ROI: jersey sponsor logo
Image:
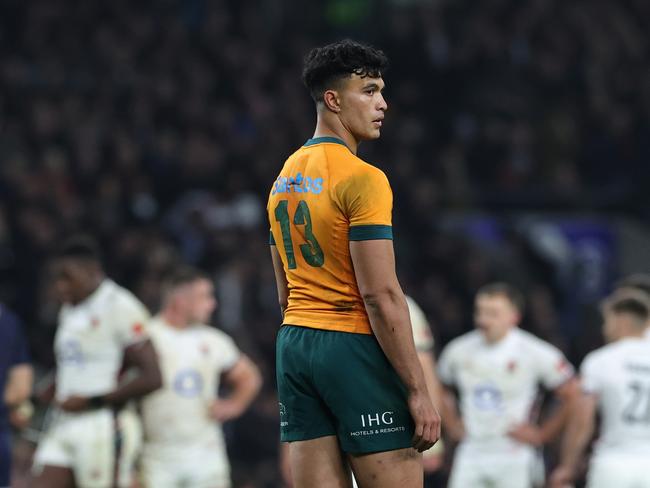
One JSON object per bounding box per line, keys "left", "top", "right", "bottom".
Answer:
{"left": 279, "top": 402, "right": 288, "bottom": 427}
{"left": 360, "top": 411, "right": 394, "bottom": 427}
{"left": 271, "top": 173, "right": 323, "bottom": 195}
{"left": 472, "top": 384, "right": 503, "bottom": 411}
{"left": 58, "top": 339, "right": 84, "bottom": 365}
{"left": 172, "top": 369, "right": 204, "bottom": 398}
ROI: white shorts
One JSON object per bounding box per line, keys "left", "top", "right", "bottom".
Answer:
{"left": 587, "top": 455, "right": 650, "bottom": 488}
{"left": 448, "top": 442, "right": 539, "bottom": 488}
{"left": 33, "top": 408, "right": 142, "bottom": 488}
{"left": 140, "top": 441, "right": 231, "bottom": 488}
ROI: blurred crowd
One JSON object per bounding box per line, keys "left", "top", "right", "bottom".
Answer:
{"left": 1, "top": 0, "right": 649, "bottom": 485}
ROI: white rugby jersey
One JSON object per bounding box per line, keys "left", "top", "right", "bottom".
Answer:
{"left": 141, "top": 317, "right": 240, "bottom": 447}
{"left": 581, "top": 337, "right": 650, "bottom": 457}
{"left": 645, "top": 327, "right": 650, "bottom": 340}
{"left": 406, "top": 296, "right": 434, "bottom": 352}
{"left": 438, "top": 328, "right": 573, "bottom": 447}
{"left": 55, "top": 279, "right": 150, "bottom": 401}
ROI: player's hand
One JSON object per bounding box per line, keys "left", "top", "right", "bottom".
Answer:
{"left": 507, "top": 423, "right": 543, "bottom": 446}
{"left": 9, "top": 401, "right": 34, "bottom": 430}
{"left": 210, "top": 399, "right": 243, "bottom": 423}
{"left": 58, "top": 395, "right": 90, "bottom": 412}
{"left": 408, "top": 389, "right": 441, "bottom": 452}
{"left": 548, "top": 465, "right": 575, "bottom": 488}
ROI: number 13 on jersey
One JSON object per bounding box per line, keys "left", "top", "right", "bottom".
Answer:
{"left": 274, "top": 200, "right": 324, "bottom": 269}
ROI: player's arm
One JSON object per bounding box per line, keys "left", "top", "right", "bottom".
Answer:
{"left": 211, "top": 355, "right": 262, "bottom": 423}
{"left": 549, "top": 390, "right": 597, "bottom": 487}
{"left": 438, "top": 385, "right": 465, "bottom": 442}
{"left": 271, "top": 245, "right": 289, "bottom": 318}
{"left": 60, "top": 339, "right": 162, "bottom": 412}
{"left": 4, "top": 363, "right": 33, "bottom": 408}
{"left": 350, "top": 239, "right": 440, "bottom": 452}
{"left": 509, "top": 377, "right": 579, "bottom": 446}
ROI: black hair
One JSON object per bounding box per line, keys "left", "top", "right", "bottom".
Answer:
{"left": 609, "top": 295, "right": 649, "bottom": 326}
{"left": 614, "top": 273, "right": 650, "bottom": 296}
{"left": 55, "top": 234, "right": 102, "bottom": 263}
{"left": 476, "top": 282, "right": 525, "bottom": 313}
{"left": 302, "top": 39, "right": 389, "bottom": 103}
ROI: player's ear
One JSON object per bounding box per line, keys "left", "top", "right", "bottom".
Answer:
{"left": 323, "top": 89, "right": 341, "bottom": 113}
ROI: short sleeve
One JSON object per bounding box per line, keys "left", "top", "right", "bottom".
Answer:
{"left": 113, "top": 297, "right": 151, "bottom": 347}
{"left": 214, "top": 330, "right": 241, "bottom": 372}
{"left": 406, "top": 296, "right": 434, "bottom": 351}
{"left": 437, "top": 344, "right": 456, "bottom": 386}
{"left": 534, "top": 342, "right": 574, "bottom": 390}
{"left": 580, "top": 353, "right": 601, "bottom": 396}
{"left": 337, "top": 167, "right": 393, "bottom": 241}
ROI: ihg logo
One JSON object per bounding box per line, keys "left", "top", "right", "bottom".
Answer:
{"left": 360, "top": 411, "right": 394, "bottom": 427}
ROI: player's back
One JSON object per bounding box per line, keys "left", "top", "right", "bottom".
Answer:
{"left": 582, "top": 337, "right": 650, "bottom": 457}
{"left": 267, "top": 136, "right": 393, "bottom": 335}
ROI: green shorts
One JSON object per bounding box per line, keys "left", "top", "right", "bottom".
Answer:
{"left": 276, "top": 324, "right": 414, "bottom": 454}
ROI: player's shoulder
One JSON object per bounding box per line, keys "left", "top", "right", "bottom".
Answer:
{"left": 584, "top": 339, "right": 642, "bottom": 365}
{"left": 443, "top": 330, "right": 482, "bottom": 355}
{"left": 197, "top": 324, "right": 236, "bottom": 344}
{"left": 103, "top": 280, "right": 150, "bottom": 316}
{"left": 513, "top": 329, "right": 561, "bottom": 355}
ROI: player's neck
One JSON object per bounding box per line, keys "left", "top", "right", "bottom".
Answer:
{"left": 313, "top": 116, "right": 359, "bottom": 154}
{"left": 161, "top": 310, "right": 190, "bottom": 329}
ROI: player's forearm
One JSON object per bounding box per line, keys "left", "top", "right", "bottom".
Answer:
{"left": 538, "top": 400, "right": 571, "bottom": 444}
{"left": 228, "top": 364, "right": 262, "bottom": 413}
{"left": 102, "top": 370, "right": 162, "bottom": 407}
{"left": 4, "top": 365, "right": 33, "bottom": 408}
{"left": 363, "top": 290, "right": 428, "bottom": 394}
{"left": 559, "top": 415, "right": 593, "bottom": 472}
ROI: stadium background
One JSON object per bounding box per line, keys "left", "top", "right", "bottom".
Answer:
{"left": 1, "top": 0, "right": 649, "bottom": 486}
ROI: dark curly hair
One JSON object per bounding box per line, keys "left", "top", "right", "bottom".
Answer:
{"left": 302, "top": 39, "right": 389, "bottom": 103}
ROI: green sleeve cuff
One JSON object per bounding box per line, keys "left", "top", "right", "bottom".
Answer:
{"left": 349, "top": 225, "right": 393, "bottom": 241}
{"left": 269, "top": 231, "right": 276, "bottom": 245}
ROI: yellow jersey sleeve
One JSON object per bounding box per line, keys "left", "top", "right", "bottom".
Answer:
{"left": 336, "top": 166, "right": 393, "bottom": 241}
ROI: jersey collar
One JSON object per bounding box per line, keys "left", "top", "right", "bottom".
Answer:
{"left": 303, "top": 136, "right": 348, "bottom": 149}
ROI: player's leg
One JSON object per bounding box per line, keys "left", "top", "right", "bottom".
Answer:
{"left": 31, "top": 465, "right": 76, "bottom": 488}
{"left": 276, "top": 326, "right": 347, "bottom": 488}
{"left": 348, "top": 447, "right": 421, "bottom": 488}
{"left": 114, "top": 409, "right": 143, "bottom": 488}
{"left": 32, "top": 420, "right": 76, "bottom": 488}
{"left": 446, "top": 444, "right": 487, "bottom": 488}
{"left": 290, "top": 436, "right": 353, "bottom": 488}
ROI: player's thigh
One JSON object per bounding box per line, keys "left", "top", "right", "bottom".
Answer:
{"left": 32, "top": 424, "right": 75, "bottom": 487}
{"left": 446, "top": 447, "right": 485, "bottom": 488}
{"left": 114, "top": 409, "right": 143, "bottom": 488}
{"left": 313, "top": 331, "right": 414, "bottom": 454}
{"left": 31, "top": 465, "right": 76, "bottom": 488}
{"left": 489, "top": 451, "right": 534, "bottom": 488}
{"left": 587, "top": 457, "right": 650, "bottom": 488}
{"left": 289, "top": 436, "right": 353, "bottom": 488}
{"left": 276, "top": 326, "right": 337, "bottom": 443}
{"left": 348, "top": 447, "right": 422, "bottom": 488}
{"left": 140, "top": 456, "right": 178, "bottom": 488}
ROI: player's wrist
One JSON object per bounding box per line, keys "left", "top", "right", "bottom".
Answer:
{"left": 88, "top": 395, "right": 107, "bottom": 409}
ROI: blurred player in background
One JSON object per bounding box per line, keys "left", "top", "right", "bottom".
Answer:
{"left": 550, "top": 292, "right": 650, "bottom": 488}
{"left": 32, "top": 236, "right": 162, "bottom": 488}
{"left": 278, "top": 295, "right": 446, "bottom": 487}
{"left": 613, "top": 273, "right": 650, "bottom": 339}
{"left": 438, "top": 282, "right": 577, "bottom": 488}
{"left": 269, "top": 39, "right": 439, "bottom": 488}
{"left": 0, "top": 304, "right": 33, "bottom": 488}
{"left": 140, "top": 266, "right": 261, "bottom": 488}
